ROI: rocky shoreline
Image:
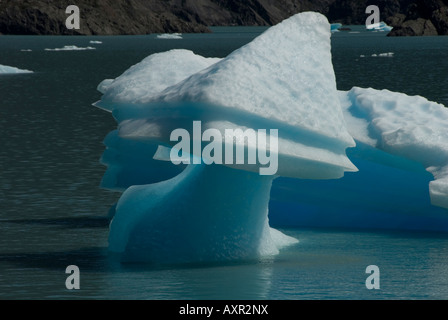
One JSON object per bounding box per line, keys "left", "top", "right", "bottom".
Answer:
{"left": 386, "top": 0, "right": 448, "bottom": 36}
{"left": 0, "top": 0, "right": 447, "bottom": 36}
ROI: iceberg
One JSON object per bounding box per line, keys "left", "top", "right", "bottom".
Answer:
{"left": 0, "top": 64, "right": 33, "bottom": 74}
{"left": 331, "top": 23, "right": 342, "bottom": 32}
{"left": 95, "top": 12, "right": 357, "bottom": 263}
{"left": 367, "top": 21, "right": 393, "bottom": 32}
{"left": 94, "top": 11, "right": 448, "bottom": 263}
{"left": 368, "top": 52, "right": 394, "bottom": 58}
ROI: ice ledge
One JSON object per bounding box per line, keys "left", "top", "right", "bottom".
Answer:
{"left": 341, "top": 87, "right": 448, "bottom": 209}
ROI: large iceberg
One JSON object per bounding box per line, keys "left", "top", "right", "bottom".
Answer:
{"left": 95, "top": 12, "right": 357, "bottom": 263}
{"left": 94, "top": 12, "right": 448, "bottom": 263}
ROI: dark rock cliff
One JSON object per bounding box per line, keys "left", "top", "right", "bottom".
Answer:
{"left": 0, "top": 0, "right": 447, "bottom": 35}
{"left": 386, "top": 0, "right": 448, "bottom": 36}
{"left": 0, "top": 0, "right": 336, "bottom": 35}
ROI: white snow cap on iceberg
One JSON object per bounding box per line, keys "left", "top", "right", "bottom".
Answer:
{"left": 340, "top": 87, "right": 448, "bottom": 209}
{"left": 95, "top": 49, "right": 221, "bottom": 111}
{"left": 99, "top": 12, "right": 357, "bottom": 180}
{"left": 134, "top": 13, "right": 352, "bottom": 143}
{"left": 0, "top": 64, "right": 33, "bottom": 74}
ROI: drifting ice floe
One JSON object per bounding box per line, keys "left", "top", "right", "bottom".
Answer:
{"left": 330, "top": 23, "right": 342, "bottom": 32}
{"left": 45, "top": 45, "right": 96, "bottom": 51}
{"left": 367, "top": 21, "right": 393, "bottom": 32}
{"left": 360, "top": 52, "right": 394, "bottom": 58}
{"left": 0, "top": 64, "right": 33, "bottom": 74}
{"left": 94, "top": 12, "right": 448, "bottom": 263}
{"left": 372, "top": 52, "right": 394, "bottom": 57}
{"left": 157, "top": 33, "right": 183, "bottom": 39}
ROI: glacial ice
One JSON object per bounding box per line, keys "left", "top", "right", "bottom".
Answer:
{"left": 331, "top": 23, "right": 342, "bottom": 32}
{"left": 44, "top": 45, "right": 96, "bottom": 51}
{"left": 0, "top": 64, "right": 33, "bottom": 74}
{"left": 96, "top": 12, "right": 358, "bottom": 262}
{"left": 108, "top": 12, "right": 357, "bottom": 180}
{"left": 269, "top": 89, "right": 448, "bottom": 231}
{"left": 95, "top": 50, "right": 222, "bottom": 191}
{"left": 95, "top": 49, "right": 221, "bottom": 112}
{"left": 342, "top": 87, "right": 448, "bottom": 210}
{"left": 157, "top": 33, "right": 183, "bottom": 39}
{"left": 366, "top": 52, "right": 394, "bottom": 58}
{"left": 95, "top": 11, "right": 448, "bottom": 263}
{"left": 367, "top": 21, "right": 393, "bottom": 32}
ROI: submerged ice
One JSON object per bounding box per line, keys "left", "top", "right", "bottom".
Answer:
{"left": 94, "top": 12, "right": 448, "bottom": 263}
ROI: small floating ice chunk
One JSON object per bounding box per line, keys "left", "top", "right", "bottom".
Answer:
{"left": 157, "top": 33, "right": 183, "bottom": 39}
{"left": 45, "top": 45, "right": 96, "bottom": 51}
{"left": 367, "top": 21, "right": 393, "bottom": 32}
{"left": 330, "top": 23, "right": 342, "bottom": 32}
{"left": 369, "top": 52, "right": 394, "bottom": 57}
{"left": 89, "top": 40, "right": 103, "bottom": 44}
{"left": 0, "top": 64, "right": 33, "bottom": 74}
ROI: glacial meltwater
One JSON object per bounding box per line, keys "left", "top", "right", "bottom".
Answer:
{"left": 1, "top": 25, "right": 448, "bottom": 299}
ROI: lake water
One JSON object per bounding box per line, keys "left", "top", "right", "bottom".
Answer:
{"left": 1, "top": 26, "right": 448, "bottom": 300}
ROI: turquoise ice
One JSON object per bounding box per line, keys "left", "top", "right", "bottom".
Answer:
{"left": 94, "top": 12, "right": 448, "bottom": 263}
